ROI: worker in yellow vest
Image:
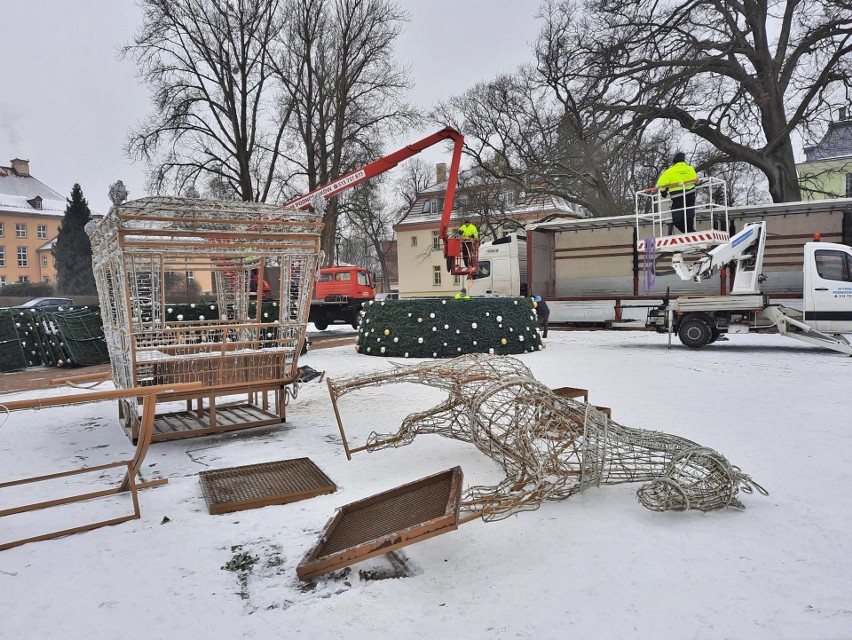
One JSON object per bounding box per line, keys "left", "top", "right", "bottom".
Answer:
{"left": 459, "top": 217, "right": 479, "bottom": 267}
{"left": 657, "top": 152, "right": 697, "bottom": 233}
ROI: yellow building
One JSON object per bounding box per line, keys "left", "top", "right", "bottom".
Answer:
{"left": 0, "top": 159, "right": 68, "bottom": 287}
{"left": 0, "top": 159, "right": 214, "bottom": 296}
{"left": 797, "top": 108, "right": 852, "bottom": 200}
{"left": 393, "top": 164, "right": 585, "bottom": 297}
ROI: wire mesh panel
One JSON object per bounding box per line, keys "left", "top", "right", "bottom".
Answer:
{"left": 87, "top": 197, "right": 323, "bottom": 430}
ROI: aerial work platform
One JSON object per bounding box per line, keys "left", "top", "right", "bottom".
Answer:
{"left": 635, "top": 177, "right": 730, "bottom": 254}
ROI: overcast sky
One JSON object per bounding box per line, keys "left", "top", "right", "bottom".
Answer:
{"left": 0, "top": 0, "right": 542, "bottom": 215}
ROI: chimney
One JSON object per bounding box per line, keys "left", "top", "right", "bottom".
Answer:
{"left": 10, "top": 158, "right": 30, "bottom": 176}
{"left": 436, "top": 162, "right": 447, "bottom": 184}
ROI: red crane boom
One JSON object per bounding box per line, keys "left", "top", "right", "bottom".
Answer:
{"left": 283, "top": 126, "right": 477, "bottom": 276}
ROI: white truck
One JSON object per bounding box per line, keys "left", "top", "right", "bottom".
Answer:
{"left": 642, "top": 211, "right": 852, "bottom": 355}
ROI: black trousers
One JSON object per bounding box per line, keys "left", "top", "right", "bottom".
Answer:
{"left": 670, "top": 189, "right": 696, "bottom": 233}
{"left": 539, "top": 315, "right": 549, "bottom": 338}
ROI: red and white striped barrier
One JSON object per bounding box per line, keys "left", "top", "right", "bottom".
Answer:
{"left": 637, "top": 230, "right": 729, "bottom": 252}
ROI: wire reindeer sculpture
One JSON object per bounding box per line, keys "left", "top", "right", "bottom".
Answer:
{"left": 328, "top": 354, "right": 767, "bottom": 521}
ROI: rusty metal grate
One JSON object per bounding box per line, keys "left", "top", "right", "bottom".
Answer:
{"left": 297, "top": 467, "right": 462, "bottom": 580}
{"left": 199, "top": 458, "right": 336, "bottom": 515}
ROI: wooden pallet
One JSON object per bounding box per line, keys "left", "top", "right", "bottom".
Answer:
{"left": 199, "top": 458, "right": 336, "bottom": 515}
{"left": 126, "top": 403, "right": 282, "bottom": 443}
{"left": 297, "top": 467, "right": 463, "bottom": 580}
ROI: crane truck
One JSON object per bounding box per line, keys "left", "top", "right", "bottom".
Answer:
{"left": 638, "top": 182, "right": 852, "bottom": 355}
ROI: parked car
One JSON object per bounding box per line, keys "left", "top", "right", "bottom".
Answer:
{"left": 374, "top": 292, "right": 400, "bottom": 301}
{"left": 13, "top": 297, "right": 74, "bottom": 312}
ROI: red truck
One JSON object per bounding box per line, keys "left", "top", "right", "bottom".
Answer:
{"left": 309, "top": 266, "right": 375, "bottom": 330}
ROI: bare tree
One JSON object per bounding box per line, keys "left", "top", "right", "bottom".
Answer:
{"left": 393, "top": 157, "right": 435, "bottom": 211}
{"left": 577, "top": 0, "right": 852, "bottom": 203}
{"left": 336, "top": 181, "right": 397, "bottom": 289}
{"left": 433, "top": 3, "right": 676, "bottom": 217}
{"left": 273, "top": 0, "right": 420, "bottom": 265}
{"left": 454, "top": 166, "right": 527, "bottom": 239}
{"left": 124, "top": 0, "right": 290, "bottom": 201}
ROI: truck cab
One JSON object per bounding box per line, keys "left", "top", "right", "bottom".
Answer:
{"left": 315, "top": 266, "right": 375, "bottom": 301}
{"left": 804, "top": 242, "right": 852, "bottom": 334}
{"left": 310, "top": 266, "right": 375, "bottom": 330}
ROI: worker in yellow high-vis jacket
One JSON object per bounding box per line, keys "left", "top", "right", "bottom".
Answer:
{"left": 459, "top": 217, "right": 479, "bottom": 267}
{"left": 657, "top": 152, "right": 697, "bottom": 233}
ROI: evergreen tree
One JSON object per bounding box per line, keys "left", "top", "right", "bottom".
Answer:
{"left": 53, "top": 184, "right": 97, "bottom": 295}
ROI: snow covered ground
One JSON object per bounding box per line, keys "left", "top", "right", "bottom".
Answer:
{"left": 1, "top": 329, "right": 851, "bottom": 639}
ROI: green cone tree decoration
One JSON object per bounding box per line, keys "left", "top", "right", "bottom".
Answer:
{"left": 356, "top": 297, "right": 543, "bottom": 358}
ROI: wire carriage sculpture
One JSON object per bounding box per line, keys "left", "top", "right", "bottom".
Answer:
{"left": 88, "top": 196, "right": 323, "bottom": 437}
{"left": 328, "top": 354, "right": 767, "bottom": 521}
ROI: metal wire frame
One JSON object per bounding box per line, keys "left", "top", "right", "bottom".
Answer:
{"left": 87, "top": 197, "right": 323, "bottom": 430}
{"left": 328, "top": 354, "right": 767, "bottom": 521}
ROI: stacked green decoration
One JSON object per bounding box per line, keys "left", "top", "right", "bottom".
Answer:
{"left": 3, "top": 306, "right": 109, "bottom": 368}
{"left": 0, "top": 310, "right": 27, "bottom": 372}
{"left": 6, "top": 308, "right": 62, "bottom": 367}
{"left": 356, "top": 297, "right": 543, "bottom": 358}
{"left": 48, "top": 308, "right": 109, "bottom": 366}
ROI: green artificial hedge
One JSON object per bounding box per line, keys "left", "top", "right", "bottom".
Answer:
{"left": 356, "top": 297, "right": 543, "bottom": 358}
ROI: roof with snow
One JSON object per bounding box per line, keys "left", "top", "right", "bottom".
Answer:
{"left": 803, "top": 117, "right": 852, "bottom": 162}
{"left": 0, "top": 164, "right": 67, "bottom": 217}
{"left": 395, "top": 169, "right": 589, "bottom": 229}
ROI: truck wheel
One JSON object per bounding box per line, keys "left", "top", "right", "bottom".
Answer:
{"left": 678, "top": 316, "right": 713, "bottom": 349}
{"left": 314, "top": 320, "right": 328, "bottom": 331}
{"left": 708, "top": 328, "right": 721, "bottom": 344}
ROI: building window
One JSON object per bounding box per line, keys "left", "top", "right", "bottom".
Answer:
{"left": 16, "top": 223, "right": 27, "bottom": 238}
{"left": 37, "top": 224, "right": 47, "bottom": 239}
{"left": 0, "top": 246, "right": 4, "bottom": 267}
{"left": 433, "top": 265, "right": 442, "bottom": 286}
{"left": 0, "top": 222, "right": 4, "bottom": 237}
{"left": 421, "top": 198, "right": 443, "bottom": 215}
{"left": 846, "top": 173, "right": 852, "bottom": 198}
{"left": 432, "top": 231, "right": 441, "bottom": 251}
{"left": 18, "top": 275, "right": 29, "bottom": 283}
{"left": 41, "top": 255, "right": 48, "bottom": 268}
{"left": 17, "top": 246, "right": 28, "bottom": 267}
{"left": 453, "top": 274, "right": 461, "bottom": 285}
{"left": 411, "top": 235, "right": 418, "bottom": 247}
{"left": 186, "top": 271, "right": 194, "bottom": 281}
{"left": 0, "top": 276, "right": 6, "bottom": 286}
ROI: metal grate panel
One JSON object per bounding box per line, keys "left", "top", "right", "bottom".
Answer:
{"left": 298, "top": 467, "right": 462, "bottom": 580}
{"left": 199, "top": 458, "right": 336, "bottom": 515}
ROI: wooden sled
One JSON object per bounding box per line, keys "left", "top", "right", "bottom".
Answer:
{"left": 0, "top": 381, "right": 200, "bottom": 551}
